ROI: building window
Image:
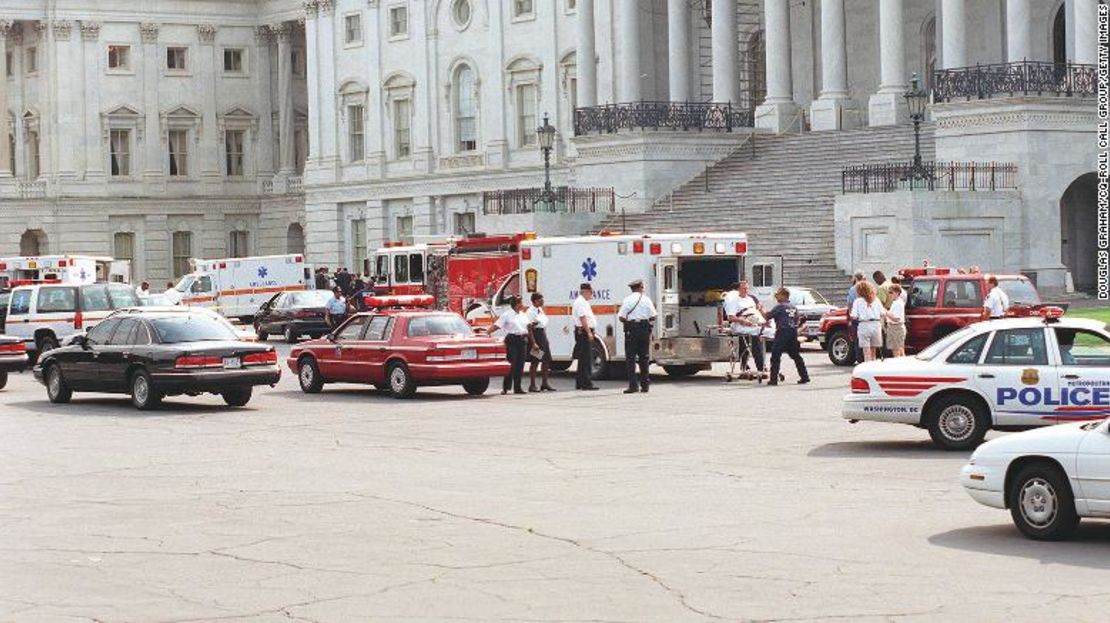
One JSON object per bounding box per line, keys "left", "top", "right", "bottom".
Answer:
{"left": 5, "top": 51, "right": 12, "bottom": 77}
{"left": 228, "top": 230, "right": 249, "bottom": 258}
{"left": 292, "top": 48, "right": 306, "bottom": 77}
{"left": 26, "top": 47, "right": 37, "bottom": 74}
{"left": 348, "top": 104, "right": 365, "bottom": 161}
{"left": 512, "top": 0, "right": 534, "bottom": 18}
{"left": 393, "top": 98, "right": 411, "bottom": 158}
{"left": 389, "top": 6, "right": 409, "bottom": 37}
{"left": 168, "top": 129, "right": 189, "bottom": 176}
{"left": 27, "top": 132, "right": 40, "bottom": 179}
{"left": 172, "top": 231, "right": 192, "bottom": 277}
{"left": 351, "top": 219, "right": 366, "bottom": 267}
{"left": 516, "top": 83, "right": 537, "bottom": 147}
{"left": 453, "top": 211, "right": 475, "bottom": 235}
{"left": 452, "top": 0, "right": 472, "bottom": 27}
{"left": 396, "top": 215, "right": 414, "bottom": 244}
{"left": 166, "top": 46, "right": 188, "bottom": 71}
{"left": 566, "top": 0, "right": 577, "bottom": 11}
{"left": 223, "top": 48, "right": 245, "bottom": 74}
{"left": 107, "top": 45, "right": 131, "bottom": 71}
{"left": 344, "top": 14, "right": 362, "bottom": 45}
{"left": 8, "top": 134, "right": 15, "bottom": 176}
{"left": 109, "top": 129, "right": 130, "bottom": 177}
{"left": 455, "top": 65, "right": 478, "bottom": 152}
{"left": 225, "top": 129, "right": 245, "bottom": 176}
{"left": 294, "top": 127, "right": 307, "bottom": 173}
{"left": 113, "top": 232, "right": 135, "bottom": 265}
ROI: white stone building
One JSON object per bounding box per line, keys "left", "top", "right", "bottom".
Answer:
{"left": 0, "top": 0, "right": 1099, "bottom": 293}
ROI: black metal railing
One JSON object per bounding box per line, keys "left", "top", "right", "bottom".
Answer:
{"left": 842, "top": 162, "right": 1019, "bottom": 194}
{"left": 574, "top": 101, "right": 754, "bottom": 135}
{"left": 933, "top": 61, "right": 1096, "bottom": 103}
{"left": 482, "top": 187, "right": 616, "bottom": 215}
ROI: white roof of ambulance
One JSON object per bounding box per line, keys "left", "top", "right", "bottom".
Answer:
{"left": 525, "top": 232, "right": 748, "bottom": 246}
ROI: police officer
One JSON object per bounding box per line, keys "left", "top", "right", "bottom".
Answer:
{"left": 489, "top": 295, "right": 530, "bottom": 394}
{"left": 764, "top": 287, "right": 810, "bottom": 386}
{"left": 572, "top": 283, "right": 600, "bottom": 391}
{"left": 618, "top": 279, "right": 658, "bottom": 394}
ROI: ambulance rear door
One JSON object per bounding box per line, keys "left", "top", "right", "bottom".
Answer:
{"left": 745, "top": 255, "right": 783, "bottom": 303}
{"left": 656, "top": 257, "right": 679, "bottom": 339}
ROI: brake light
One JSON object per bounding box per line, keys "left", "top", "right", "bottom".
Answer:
{"left": 57, "top": 260, "right": 68, "bottom": 267}
{"left": 0, "top": 341, "right": 26, "bottom": 354}
{"left": 633, "top": 240, "right": 644, "bottom": 254}
{"left": 175, "top": 355, "right": 222, "bottom": 369}
{"left": 427, "top": 348, "right": 463, "bottom": 362}
{"left": 74, "top": 311, "right": 83, "bottom": 330}
{"left": 851, "top": 378, "right": 871, "bottom": 394}
{"left": 0, "top": 262, "right": 6, "bottom": 270}
{"left": 649, "top": 242, "right": 661, "bottom": 255}
{"left": 243, "top": 351, "right": 278, "bottom": 366}
{"left": 735, "top": 241, "right": 748, "bottom": 254}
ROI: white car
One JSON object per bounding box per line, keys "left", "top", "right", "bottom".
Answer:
{"left": 961, "top": 418, "right": 1110, "bottom": 540}
{"left": 843, "top": 315, "right": 1110, "bottom": 450}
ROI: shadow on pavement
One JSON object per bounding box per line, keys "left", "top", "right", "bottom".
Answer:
{"left": 6, "top": 397, "right": 254, "bottom": 417}
{"left": 929, "top": 524, "right": 1110, "bottom": 569}
{"left": 808, "top": 439, "right": 958, "bottom": 460}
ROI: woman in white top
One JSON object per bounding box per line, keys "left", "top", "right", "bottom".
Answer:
{"left": 488, "top": 295, "right": 530, "bottom": 394}
{"left": 850, "top": 280, "right": 886, "bottom": 362}
{"left": 526, "top": 292, "right": 555, "bottom": 392}
{"left": 884, "top": 283, "right": 907, "bottom": 357}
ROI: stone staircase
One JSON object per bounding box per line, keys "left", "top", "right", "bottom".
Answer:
{"left": 603, "top": 124, "right": 937, "bottom": 298}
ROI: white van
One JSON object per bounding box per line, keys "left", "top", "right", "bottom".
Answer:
{"left": 175, "top": 254, "right": 314, "bottom": 321}
{"left": 6, "top": 282, "right": 141, "bottom": 355}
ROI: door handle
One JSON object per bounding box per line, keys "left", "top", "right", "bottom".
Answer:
{"left": 978, "top": 373, "right": 995, "bottom": 379}
{"left": 1063, "top": 374, "right": 1080, "bottom": 380}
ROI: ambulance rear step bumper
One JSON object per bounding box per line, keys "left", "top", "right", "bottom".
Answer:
{"left": 652, "top": 336, "right": 734, "bottom": 365}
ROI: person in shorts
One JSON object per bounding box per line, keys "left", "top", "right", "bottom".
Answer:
{"left": 850, "top": 281, "right": 885, "bottom": 362}
{"left": 884, "top": 283, "right": 907, "bottom": 357}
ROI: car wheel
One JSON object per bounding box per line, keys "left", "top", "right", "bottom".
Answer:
{"left": 37, "top": 334, "right": 60, "bottom": 355}
{"left": 926, "top": 394, "right": 989, "bottom": 451}
{"left": 254, "top": 322, "right": 269, "bottom": 341}
{"left": 130, "top": 370, "right": 162, "bottom": 411}
{"left": 387, "top": 362, "right": 416, "bottom": 399}
{"left": 826, "top": 329, "right": 853, "bottom": 367}
{"left": 45, "top": 364, "right": 72, "bottom": 404}
{"left": 297, "top": 357, "right": 324, "bottom": 394}
{"left": 462, "top": 378, "right": 490, "bottom": 396}
{"left": 589, "top": 341, "right": 610, "bottom": 381}
{"left": 222, "top": 386, "right": 253, "bottom": 407}
{"left": 285, "top": 324, "right": 299, "bottom": 344}
{"left": 0, "top": 370, "right": 7, "bottom": 390}
{"left": 1008, "top": 463, "right": 1080, "bottom": 541}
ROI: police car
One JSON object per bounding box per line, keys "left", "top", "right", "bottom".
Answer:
{"left": 843, "top": 311, "right": 1110, "bottom": 450}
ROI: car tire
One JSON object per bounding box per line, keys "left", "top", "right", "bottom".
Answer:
{"left": 589, "top": 341, "right": 611, "bottom": 381}
{"left": 826, "top": 329, "right": 853, "bottom": 367}
{"left": 926, "top": 394, "right": 989, "bottom": 451}
{"left": 0, "top": 370, "right": 7, "bottom": 390}
{"left": 45, "top": 363, "right": 72, "bottom": 404}
{"left": 37, "top": 334, "right": 60, "bottom": 355}
{"left": 297, "top": 357, "right": 324, "bottom": 394}
{"left": 284, "top": 324, "right": 299, "bottom": 344}
{"left": 1008, "top": 463, "right": 1080, "bottom": 541}
{"left": 462, "top": 378, "right": 490, "bottom": 396}
{"left": 254, "top": 322, "right": 269, "bottom": 341}
{"left": 387, "top": 362, "right": 417, "bottom": 399}
{"left": 222, "top": 386, "right": 253, "bottom": 407}
{"left": 130, "top": 370, "right": 162, "bottom": 411}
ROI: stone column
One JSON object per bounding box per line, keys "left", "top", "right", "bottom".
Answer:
{"left": 868, "top": 0, "right": 908, "bottom": 126}
{"left": 711, "top": 0, "right": 738, "bottom": 103}
{"left": 0, "top": 21, "right": 11, "bottom": 177}
{"left": 666, "top": 0, "right": 690, "bottom": 102}
{"left": 141, "top": 23, "right": 161, "bottom": 182}
{"left": 576, "top": 0, "right": 597, "bottom": 107}
{"left": 275, "top": 23, "right": 295, "bottom": 174}
{"left": 940, "top": 0, "right": 966, "bottom": 69}
{"left": 253, "top": 25, "right": 274, "bottom": 179}
{"left": 1005, "top": 0, "right": 1032, "bottom": 62}
{"left": 303, "top": 1, "right": 320, "bottom": 169}
{"left": 316, "top": 0, "right": 338, "bottom": 170}
{"left": 1073, "top": 0, "right": 1096, "bottom": 65}
{"left": 617, "top": 0, "right": 641, "bottom": 102}
{"left": 81, "top": 21, "right": 103, "bottom": 179}
{"left": 754, "top": 0, "right": 798, "bottom": 133}
{"left": 810, "top": 0, "right": 853, "bottom": 130}
{"left": 197, "top": 24, "right": 219, "bottom": 181}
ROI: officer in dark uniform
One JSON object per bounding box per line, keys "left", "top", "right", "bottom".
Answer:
{"left": 618, "top": 279, "right": 658, "bottom": 394}
{"left": 764, "top": 287, "right": 810, "bottom": 386}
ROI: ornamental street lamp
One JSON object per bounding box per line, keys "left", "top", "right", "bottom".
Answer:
{"left": 536, "top": 113, "right": 557, "bottom": 212}
{"left": 904, "top": 73, "right": 931, "bottom": 188}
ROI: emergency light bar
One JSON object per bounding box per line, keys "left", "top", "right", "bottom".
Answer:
{"left": 364, "top": 294, "right": 435, "bottom": 309}
{"left": 1039, "top": 306, "right": 1065, "bottom": 322}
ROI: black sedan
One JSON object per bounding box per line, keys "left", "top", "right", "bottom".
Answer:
{"left": 254, "top": 289, "right": 333, "bottom": 343}
{"left": 34, "top": 309, "right": 281, "bottom": 410}
{"left": 0, "top": 334, "right": 29, "bottom": 390}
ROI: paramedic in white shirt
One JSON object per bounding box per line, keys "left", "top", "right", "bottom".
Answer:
{"left": 618, "top": 279, "right": 659, "bottom": 394}
{"left": 162, "top": 281, "right": 183, "bottom": 305}
{"left": 850, "top": 281, "right": 886, "bottom": 362}
{"left": 489, "top": 295, "right": 530, "bottom": 394}
{"left": 883, "top": 283, "right": 907, "bottom": 357}
{"left": 722, "top": 281, "right": 766, "bottom": 374}
{"left": 572, "top": 283, "right": 599, "bottom": 391}
{"left": 526, "top": 292, "right": 555, "bottom": 393}
{"left": 983, "top": 275, "right": 1011, "bottom": 319}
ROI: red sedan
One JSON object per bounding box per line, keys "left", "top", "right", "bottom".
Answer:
{"left": 287, "top": 310, "right": 509, "bottom": 398}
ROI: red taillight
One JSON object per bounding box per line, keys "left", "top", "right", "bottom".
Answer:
{"left": 0, "top": 262, "right": 7, "bottom": 270}
{"left": 851, "top": 377, "right": 870, "bottom": 394}
{"left": 243, "top": 351, "right": 278, "bottom": 366}
{"left": 0, "top": 342, "right": 26, "bottom": 354}
{"left": 649, "top": 242, "right": 662, "bottom": 255}
{"left": 175, "top": 355, "right": 222, "bottom": 369}
{"left": 74, "top": 311, "right": 83, "bottom": 330}
{"left": 220, "top": 262, "right": 227, "bottom": 269}
{"left": 735, "top": 241, "right": 748, "bottom": 254}
{"left": 521, "top": 248, "right": 532, "bottom": 260}
{"left": 633, "top": 240, "right": 644, "bottom": 254}
{"left": 295, "top": 255, "right": 304, "bottom": 263}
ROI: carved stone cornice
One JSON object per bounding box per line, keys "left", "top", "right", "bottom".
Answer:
{"left": 271, "top": 22, "right": 292, "bottom": 43}
{"left": 80, "top": 21, "right": 101, "bottom": 41}
{"left": 318, "top": 0, "right": 335, "bottom": 15}
{"left": 254, "top": 25, "right": 273, "bottom": 44}
{"left": 0, "top": 20, "right": 14, "bottom": 41}
{"left": 139, "top": 22, "right": 159, "bottom": 44}
{"left": 196, "top": 24, "right": 217, "bottom": 44}
{"left": 303, "top": 0, "right": 319, "bottom": 18}
{"left": 52, "top": 20, "right": 73, "bottom": 41}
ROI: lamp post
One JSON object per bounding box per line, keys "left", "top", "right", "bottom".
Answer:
{"left": 536, "top": 113, "right": 557, "bottom": 212}
{"left": 904, "top": 73, "right": 931, "bottom": 189}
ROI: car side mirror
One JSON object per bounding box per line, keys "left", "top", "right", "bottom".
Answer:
{"left": 72, "top": 335, "right": 88, "bottom": 349}
{"left": 326, "top": 332, "right": 337, "bottom": 343}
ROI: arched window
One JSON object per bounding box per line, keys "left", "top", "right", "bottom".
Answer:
{"left": 923, "top": 17, "right": 937, "bottom": 90}
{"left": 454, "top": 65, "right": 478, "bottom": 152}
{"left": 286, "top": 223, "right": 305, "bottom": 255}
{"left": 20, "top": 229, "right": 46, "bottom": 256}
{"left": 1052, "top": 4, "right": 1067, "bottom": 65}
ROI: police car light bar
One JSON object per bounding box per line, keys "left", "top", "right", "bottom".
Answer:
{"left": 1039, "top": 306, "right": 1065, "bottom": 322}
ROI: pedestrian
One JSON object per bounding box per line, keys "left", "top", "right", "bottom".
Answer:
{"left": 850, "top": 281, "right": 885, "bottom": 362}
{"left": 884, "top": 283, "right": 907, "bottom": 357}
{"left": 163, "top": 281, "right": 182, "bottom": 305}
{"left": 846, "top": 272, "right": 865, "bottom": 364}
{"left": 874, "top": 270, "right": 893, "bottom": 309}
{"left": 314, "top": 267, "right": 329, "bottom": 290}
{"left": 983, "top": 275, "right": 1010, "bottom": 319}
{"left": 618, "top": 279, "right": 658, "bottom": 394}
{"left": 572, "top": 283, "right": 599, "bottom": 391}
{"left": 764, "top": 287, "right": 810, "bottom": 386}
{"left": 325, "top": 287, "right": 347, "bottom": 328}
{"left": 350, "top": 278, "right": 371, "bottom": 312}
{"left": 489, "top": 296, "right": 529, "bottom": 395}
{"left": 335, "top": 267, "right": 352, "bottom": 295}
{"left": 526, "top": 292, "right": 555, "bottom": 392}
{"left": 135, "top": 281, "right": 151, "bottom": 299}
{"left": 724, "top": 281, "right": 766, "bottom": 376}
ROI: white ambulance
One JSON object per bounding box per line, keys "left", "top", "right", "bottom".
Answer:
{"left": 0, "top": 255, "right": 131, "bottom": 288}
{"left": 175, "top": 254, "right": 314, "bottom": 321}
{"left": 482, "top": 233, "right": 770, "bottom": 378}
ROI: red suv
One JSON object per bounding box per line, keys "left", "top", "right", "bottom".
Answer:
{"left": 819, "top": 269, "right": 1049, "bottom": 366}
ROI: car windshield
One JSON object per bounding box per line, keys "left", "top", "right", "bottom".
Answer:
{"left": 406, "top": 315, "right": 474, "bottom": 337}
{"left": 150, "top": 315, "right": 239, "bottom": 343}
{"left": 289, "top": 291, "right": 333, "bottom": 306}
{"left": 174, "top": 276, "right": 194, "bottom": 293}
{"left": 999, "top": 278, "right": 1040, "bottom": 306}
{"left": 915, "top": 325, "right": 979, "bottom": 361}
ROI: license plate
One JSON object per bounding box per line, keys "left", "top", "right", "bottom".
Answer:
{"left": 461, "top": 349, "right": 477, "bottom": 360}
{"left": 223, "top": 357, "right": 242, "bottom": 369}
